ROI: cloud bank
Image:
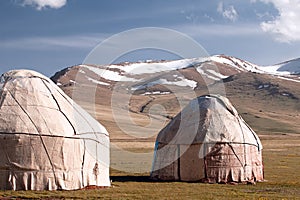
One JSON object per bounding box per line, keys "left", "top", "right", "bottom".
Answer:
{"left": 22, "top": 0, "right": 67, "bottom": 10}
{"left": 255, "top": 0, "right": 300, "bottom": 42}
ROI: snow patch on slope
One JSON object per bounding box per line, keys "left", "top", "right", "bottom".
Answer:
{"left": 81, "top": 65, "right": 139, "bottom": 82}
{"left": 196, "top": 67, "right": 220, "bottom": 81}
{"left": 109, "top": 58, "right": 205, "bottom": 75}
{"left": 206, "top": 69, "right": 229, "bottom": 79}
{"left": 142, "top": 91, "right": 171, "bottom": 95}
{"left": 131, "top": 78, "right": 197, "bottom": 90}
{"left": 86, "top": 77, "right": 110, "bottom": 86}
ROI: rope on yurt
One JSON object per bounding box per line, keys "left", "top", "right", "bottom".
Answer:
{"left": 42, "top": 79, "right": 77, "bottom": 135}
{"left": 239, "top": 116, "right": 261, "bottom": 151}
{"left": 42, "top": 79, "right": 88, "bottom": 187}
{"left": 177, "top": 144, "right": 181, "bottom": 181}
{"left": 228, "top": 143, "right": 244, "bottom": 167}
{"left": 0, "top": 78, "right": 9, "bottom": 108}
{"left": 236, "top": 115, "right": 248, "bottom": 177}
{"left": 53, "top": 80, "right": 109, "bottom": 137}
{"left": 208, "top": 95, "right": 236, "bottom": 116}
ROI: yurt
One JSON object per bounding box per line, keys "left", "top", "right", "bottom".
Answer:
{"left": 0, "top": 70, "right": 110, "bottom": 190}
{"left": 151, "top": 95, "right": 263, "bottom": 184}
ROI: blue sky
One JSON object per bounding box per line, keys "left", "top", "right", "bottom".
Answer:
{"left": 1, "top": 0, "right": 300, "bottom": 76}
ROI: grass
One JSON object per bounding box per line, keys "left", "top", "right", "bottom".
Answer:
{"left": 241, "top": 112, "right": 298, "bottom": 134}
{"left": 1, "top": 134, "right": 300, "bottom": 199}
{"left": 1, "top": 180, "right": 300, "bottom": 199}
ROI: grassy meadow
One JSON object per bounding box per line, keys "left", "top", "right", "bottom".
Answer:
{"left": 0, "top": 133, "right": 300, "bottom": 199}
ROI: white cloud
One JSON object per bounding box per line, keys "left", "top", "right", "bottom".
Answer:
{"left": 22, "top": 0, "right": 67, "bottom": 10}
{"left": 217, "top": 1, "right": 238, "bottom": 22}
{"left": 1, "top": 34, "right": 108, "bottom": 50}
{"left": 255, "top": 0, "right": 300, "bottom": 42}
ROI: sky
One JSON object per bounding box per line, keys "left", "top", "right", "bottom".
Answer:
{"left": 1, "top": 0, "right": 300, "bottom": 76}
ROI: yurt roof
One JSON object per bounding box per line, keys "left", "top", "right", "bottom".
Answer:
{"left": 0, "top": 69, "right": 108, "bottom": 138}
{"left": 156, "top": 95, "right": 262, "bottom": 149}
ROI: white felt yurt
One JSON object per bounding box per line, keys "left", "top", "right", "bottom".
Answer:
{"left": 0, "top": 70, "right": 110, "bottom": 190}
{"left": 151, "top": 95, "right": 263, "bottom": 184}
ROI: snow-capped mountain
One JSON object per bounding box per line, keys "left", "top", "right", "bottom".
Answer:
{"left": 51, "top": 54, "right": 300, "bottom": 93}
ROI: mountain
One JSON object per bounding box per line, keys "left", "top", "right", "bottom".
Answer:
{"left": 51, "top": 55, "right": 300, "bottom": 89}
{"left": 51, "top": 55, "right": 300, "bottom": 139}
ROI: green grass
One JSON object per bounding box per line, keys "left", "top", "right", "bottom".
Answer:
{"left": 1, "top": 181, "right": 300, "bottom": 199}
{"left": 1, "top": 135, "right": 300, "bottom": 199}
